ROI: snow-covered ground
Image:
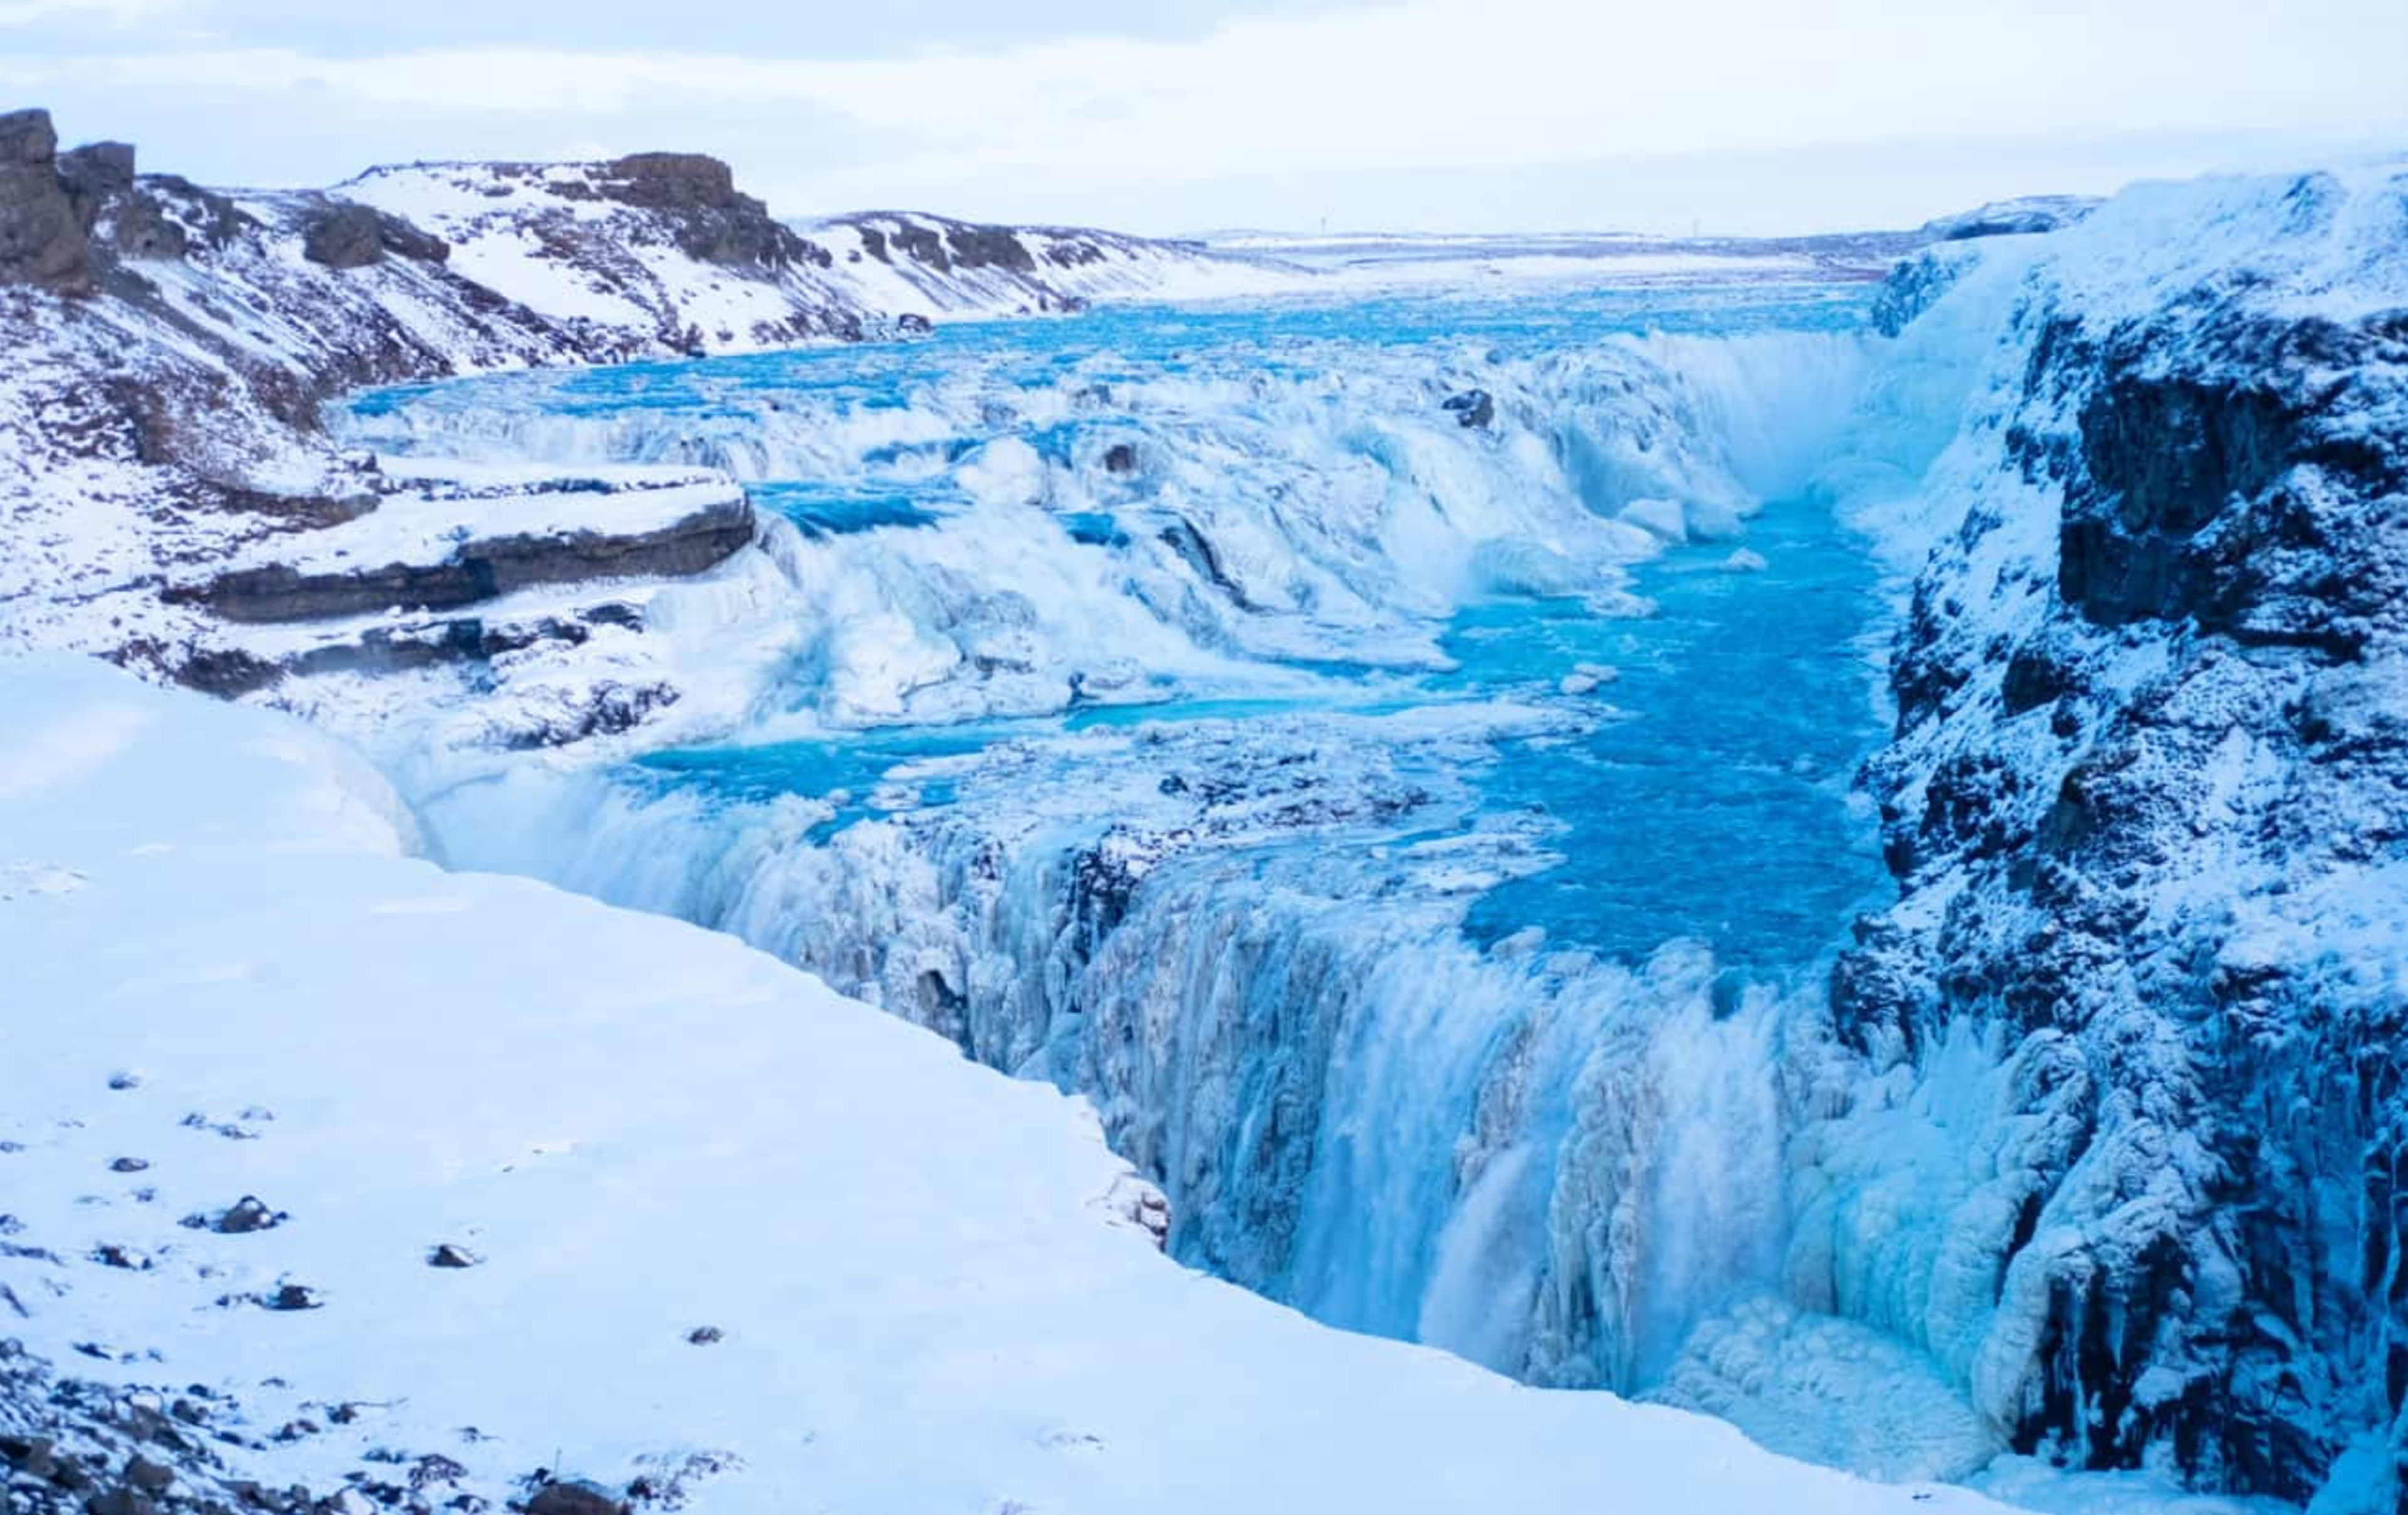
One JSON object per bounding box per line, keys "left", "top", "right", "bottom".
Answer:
{"left": 0, "top": 655, "right": 2022, "bottom": 1515}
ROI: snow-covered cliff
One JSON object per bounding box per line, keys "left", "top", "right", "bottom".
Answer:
{"left": 1817, "top": 164, "right": 2407, "bottom": 1510}
{"left": 805, "top": 210, "right": 1299, "bottom": 314}
{"left": 337, "top": 164, "right": 1284, "bottom": 349}
{"left": 0, "top": 107, "right": 1308, "bottom": 746}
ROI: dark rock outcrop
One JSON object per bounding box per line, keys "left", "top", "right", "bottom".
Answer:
{"left": 300, "top": 200, "right": 450, "bottom": 270}
{"left": 596, "top": 151, "right": 829, "bottom": 273}
{"left": 525, "top": 1479, "right": 628, "bottom": 1515}
{"left": 2056, "top": 311, "right": 2401, "bottom": 660}
{"left": 183, "top": 495, "right": 756, "bottom": 624}
{"left": 0, "top": 108, "right": 92, "bottom": 293}
{"left": 1158, "top": 518, "right": 1258, "bottom": 611}
{"left": 942, "top": 221, "right": 1037, "bottom": 274}
{"left": 301, "top": 201, "right": 386, "bottom": 268}
{"left": 192, "top": 1197, "right": 283, "bottom": 1235}
{"left": 1442, "top": 388, "right": 1496, "bottom": 430}
{"left": 55, "top": 141, "right": 134, "bottom": 224}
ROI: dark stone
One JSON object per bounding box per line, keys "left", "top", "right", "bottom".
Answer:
{"left": 108, "top": 1158, "right": 148, "bottom": 1174}
{"left": 1837, "top": 247, "right": 2408, "bottom": 1503}
{"left": 57, "top": 141, "right": 135, "bottom": 234}
{"left": 171, "top": 648, "right": 284, "bottom": 699}
{"left": 124, "top": 1457, "right": 171, "bottom": 1495}
{"left": 1442, "top": 389, "right": 1495, "bottom": 429}
{"left": 108, "top": 194, "right": 187, "bottom": 261}
{"left": 497, "top": 680, "right": 681, "bottom": 750}
{"left": 601, "top": 152, "right": 737, "bottom": 208}
{"left": 596, "top": 153, "right": 825, "bottom": 272}
{"left": 943, "top": 222, "right": 1035, "bottom": 273}
{"left": 208, "top": 1197, "right": 283, "bottom": 1235}
{"left": 1158, "top": 519, "right": 1257, "bottom": 610}
{"left": 1872, "top": 250, "right": 1969, "bottom": 337}
{"left": 301, "top": 203, "right": 387, "bottom": 269}
{"left": 297, "top": 201, "right": 444, "bottom": 270}
{"left": 4, "top": 1437, "right": 56, "bottom": 1479}
{"left": 181, "top": 494, "right": 758, "bottom": 624}
{"left": 138, "top": 174, "right": 255, "bottom": 250}
{"left": 684, "top": 1326, "right": 722, "bottom": 1346}
{"left": 372, "top": 212, "right": 449, "bottom": 264}
{"left": 524, "top": 1482, "right": 626, "bottom": 1515}
{"left": 426, "top": 1244, "right": 479, "bottom": 1270}
{"left": 0, "top": 108, "right": 53, "bottom": 166}
{"left": 261, "top": 1284, "right": 320, "bottom": 1312}
{"left": 408, "top": 1455, "right": 467, "bottom": 1493}
{"left": 1101, "top": 442, "right": 1138, "bottom": 475}
{"left": 2060, "top": 312, "right": 2397, "bottom": 660}
{"left": 2000, "top": 642, "right": 2079, "bottom": 716}
{"left": 83, "top": 1488, "right": 154, "bottom": 1515}
{"left": 887, "top": 221, "right": 948, "bottom": 272}
{"left": 0, "top": 108, "right": 93, "bottom": 293}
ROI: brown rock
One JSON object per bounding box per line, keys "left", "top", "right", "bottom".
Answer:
{"left": 0, "top": 107, "right": 93, "bottom": 293}
{"left": 125, "top": 1455, "right": 173, "bottom": 1494}
{"left": 301, "top": 201, "right": 386, "bottom": 269}
{"left": 525, "top": 1481, "right": 627, "bottom": 1515}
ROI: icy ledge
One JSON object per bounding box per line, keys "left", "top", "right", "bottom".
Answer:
{"left": 0, "top": 657, "right": 2009, "bottom": 1515}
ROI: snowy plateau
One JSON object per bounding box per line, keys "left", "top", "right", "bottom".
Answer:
{"left": 0, "top": 101, "right": 2402, "bottom": 1515}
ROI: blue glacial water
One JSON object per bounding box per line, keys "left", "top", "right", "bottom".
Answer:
{"left": 359, "top": 273, "right": 1928, "bottom": 1396}
{"left": 1445, "top": 499, "right": 1887, "bottom": 970}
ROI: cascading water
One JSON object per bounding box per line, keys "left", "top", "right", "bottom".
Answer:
{"left": 351, "top": 277, "right": 2004, "bottom": 1480}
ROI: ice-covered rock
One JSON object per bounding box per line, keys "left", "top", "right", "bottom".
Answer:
{"left": 1916, "top": 196, "right": 2102, "bottom": 243}
{"left": 1823, "top": 163, "right": 2408, "bottom": 1507}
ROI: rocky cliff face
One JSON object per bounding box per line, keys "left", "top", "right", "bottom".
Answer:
{"left": 335, "top": 155, "right": 875, "bottom": 353}
{"left": 0, "top": 112, "right": 774, "bottom": 747}
{"left": 0, "top": 109, "right": 1292, "bottom": 750}
{"left": 805, "top": 209, "right": 1301, "bottom": 313}
{"left": 1823, "top": 167, "right": 2407, "bottom": 1510}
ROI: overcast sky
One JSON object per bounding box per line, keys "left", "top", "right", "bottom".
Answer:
{"left": 3, "top": 0, "right": 2404, "bottom": 235}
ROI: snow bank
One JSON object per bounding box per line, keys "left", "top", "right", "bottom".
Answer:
{"left": 0, "top": 656, "right": 2012, "bottom": 1515}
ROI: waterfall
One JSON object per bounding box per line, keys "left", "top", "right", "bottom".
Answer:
{"left": 371, "top": 279, "right": 2022, "bottom": 1479}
